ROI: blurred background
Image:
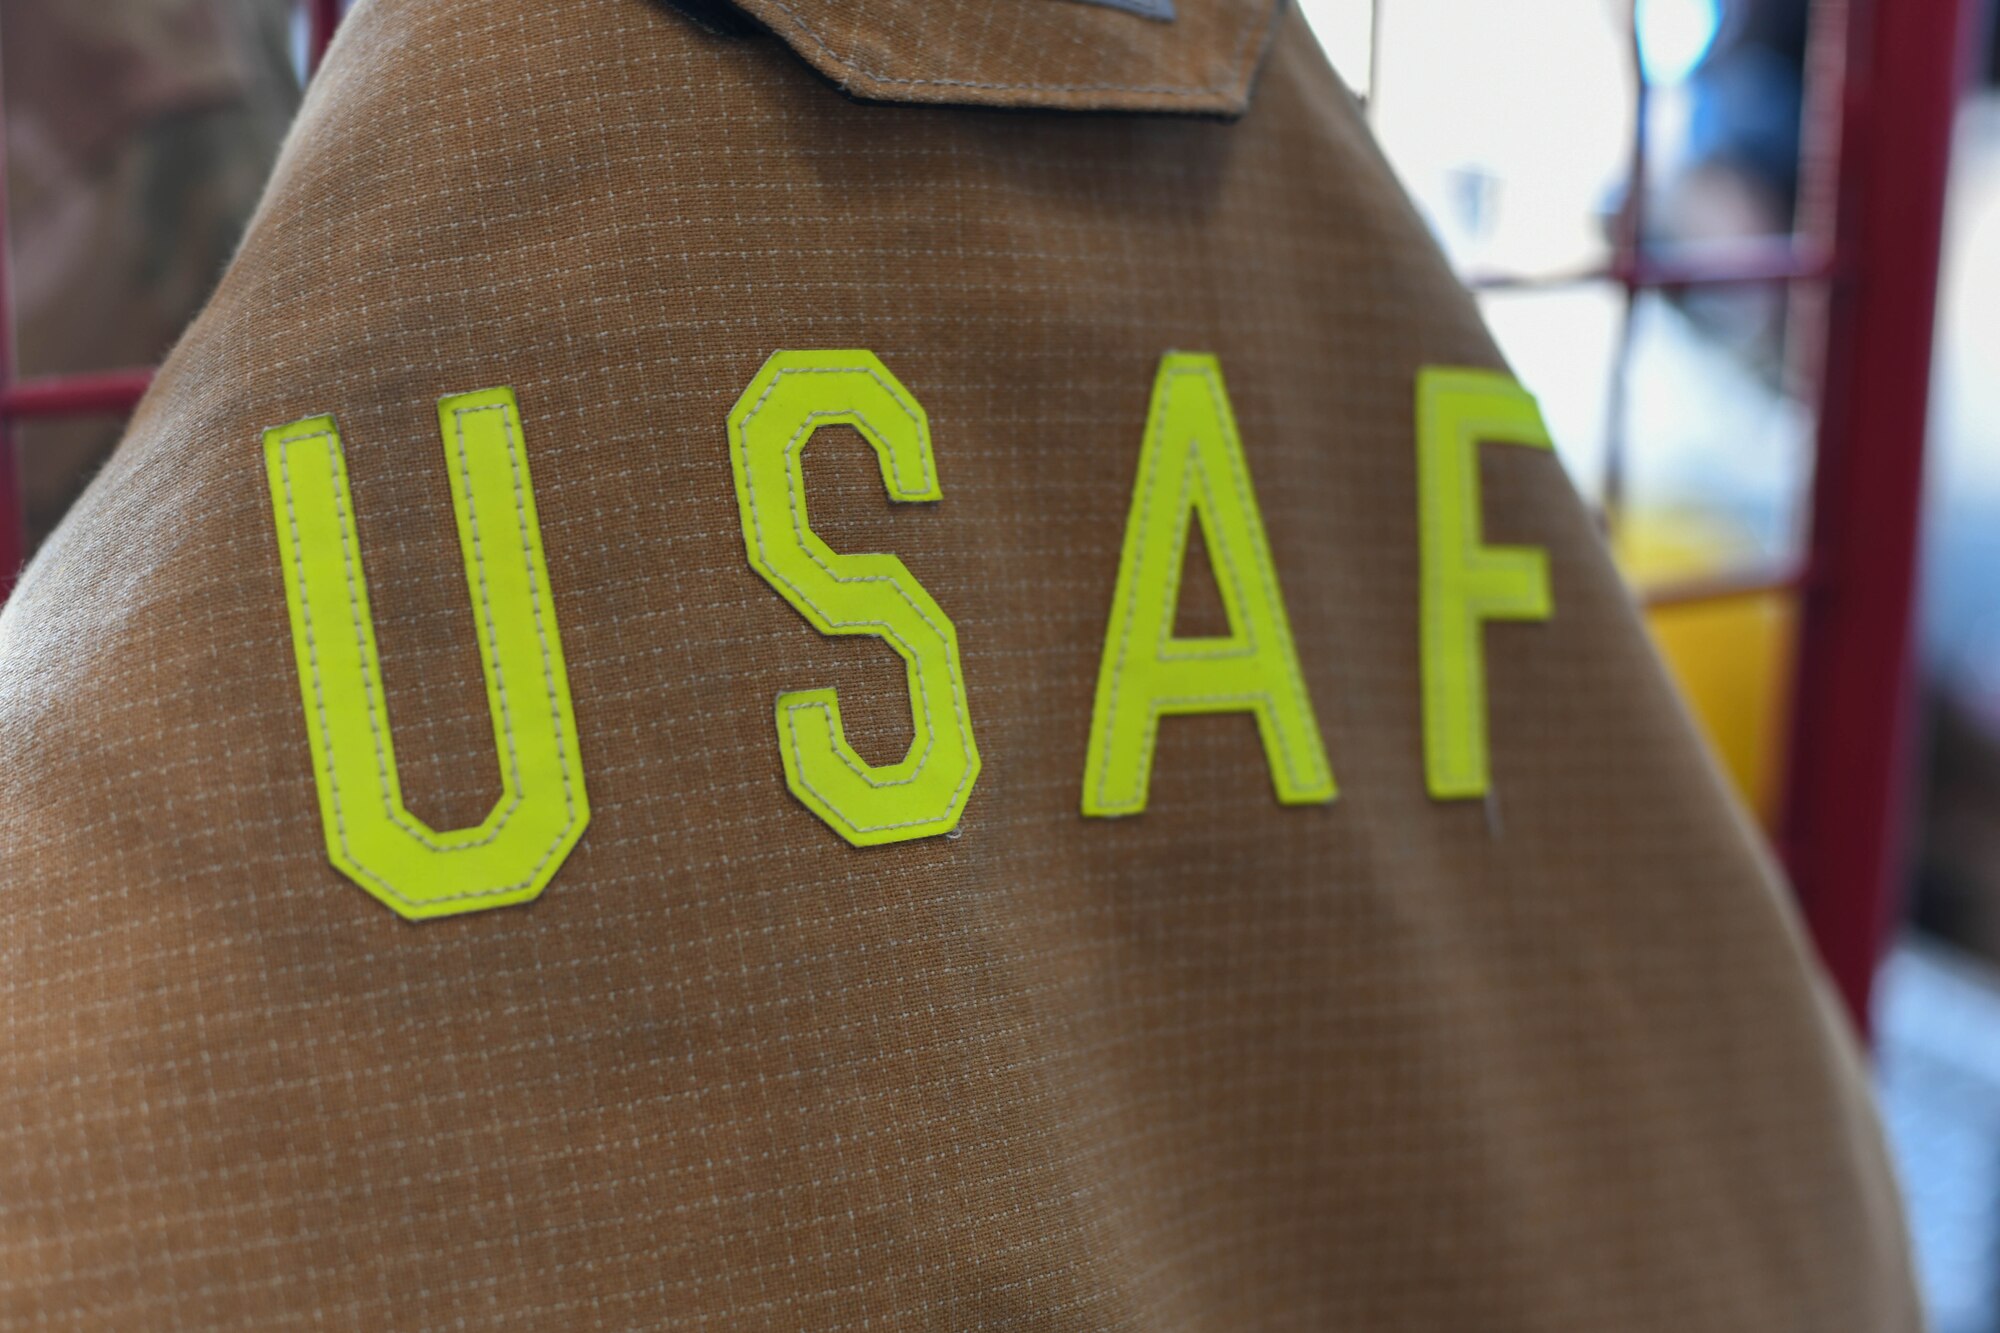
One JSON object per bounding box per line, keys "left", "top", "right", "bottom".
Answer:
{"left": 0, "top": 0, "right": 296, "bottom": 550}
{"left": 0, "top": 0, "right": 1995, "bottom": 1324}
{"left": 1296, "top": 0, "right": 2000, "bottom": 1325}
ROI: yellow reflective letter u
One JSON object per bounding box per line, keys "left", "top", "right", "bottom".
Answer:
{"left": 263, "top": 388, "right": 589, "bottom": 920}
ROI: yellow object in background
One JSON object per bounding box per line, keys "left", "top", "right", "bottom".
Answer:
{"left": 1615, "top": 510, "right": 1795, "bottom": 826}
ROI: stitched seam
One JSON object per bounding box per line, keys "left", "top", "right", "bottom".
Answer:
{"left": 281, "top": 435, "right": 431, "bottom": 906}
{"left": 467, "top": 402, "right": 582, "bottom": 890}
{"left": 747, "top": 375, "right": 973, "bottom": 823}
{"left": 1210, "top": 367, "right": 1321, "bottom": 780}
{"left": 1419, "top": 380, "right": 1553, "bottom": 792}
{"left": 288, "top": 426, "right": 524, "bottom": 852}
{"left": 1094, "top": 363, "right": 1315, "bottom": 812}
{"left": 342, "top": 414, "right": 523, "bottom": 847}
{"left": 1156, "top": 445, "right": 1258, "bottom": 662}
{"left": 781, "top": 410, "right": 936, "bottom": 784}
{"left": 278, "top": 438, "right": 355, "bottom": 886}
{"left": 275, "top": 404, "right": 578, "bottom": 906}
{"left": 739, "top": 364, "right": 937, "bottom": 495}
{"left": 1419, "top": 382, "right": 1454, "bottom": 782}
{"left": 751, "top": 0, "right": 1270, "bottom": 99}
{"left": 782, "top": 703, "right": 962, "bottom": 834}
{"left": 1096, "top": 375, "right": 1178, "bottom": 810}
{"left": 737, "top": 366, "right": 975, "bottom": 835}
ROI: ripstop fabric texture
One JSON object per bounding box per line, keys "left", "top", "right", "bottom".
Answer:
{"left": 0, "top": 0, "right": 1918, "bottom": 1327}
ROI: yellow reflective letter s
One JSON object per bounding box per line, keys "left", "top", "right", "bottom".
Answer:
{"left": 263, "top": 388, "right": 589, "bottom": 920}
{"left": 1416, "top": 366, "right": 1556, "bottom": 800}
{"left": 728, "top": 350, "right": 980, "bottom": 847}
{"left": 1081, "top": 353, "right": 1335, "bottom": 816}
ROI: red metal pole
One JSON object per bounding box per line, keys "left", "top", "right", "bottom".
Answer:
{"left": 308, "top": 0, "right": 342, "bottom": 74}
{"left": 1781, "top": 0, "right": 1972, "bottom": 1033}
{"left": 0, "top": 0, "right": 347, "bottom": 606}
{"left": 1599, "top": 0, "right": 1652, "bottom": 525}
{"left": 0, "top": 24, "right": 22, "bottom": 604}
{"left": 0, "top": 370, "right": 153, "bottom": 421}
{"left": 1468, "top": 239, "right": 1836, "bottom": 295}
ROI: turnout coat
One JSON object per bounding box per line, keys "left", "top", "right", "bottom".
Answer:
{"left": 0, "top": 0, "right": 1917, "bottom": 1327}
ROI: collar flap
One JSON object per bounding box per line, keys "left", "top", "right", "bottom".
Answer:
{"left": 725, "top": 0, "right": 1285, "bottom": 115}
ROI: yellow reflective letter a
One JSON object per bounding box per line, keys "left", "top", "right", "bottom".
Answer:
{"left": 1081, "top": 354, "right": 1335, "bottom": 816}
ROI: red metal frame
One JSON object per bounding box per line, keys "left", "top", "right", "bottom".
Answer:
{"left": 0, "top": 3, "right": 343, "bottom": 599}
{"left": 0, "top": 68, "right": 17, "bottom": 605}
{"left": 307, "top": 0, "right": 343, "bottom": 67}
{"left": 1780, "top": 0, "right": 1973, "bottom": 1032}
{"left": 0, "top": 0, "right": 1968, "bottom": 1028}
{"left": 1447, "top": 0, "right": 1964, "bottom": 1030}
{"left": 2, "top": 369, "right": 155, "bottom": 421}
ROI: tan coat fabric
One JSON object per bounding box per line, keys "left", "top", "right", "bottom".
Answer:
{"left": 0, "top": 0, "right": 1918, "bottom": 1327}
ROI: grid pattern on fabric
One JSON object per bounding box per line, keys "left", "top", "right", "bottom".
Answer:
{"left": 0, "top": 0, "right": 1917, "bottom": 1327}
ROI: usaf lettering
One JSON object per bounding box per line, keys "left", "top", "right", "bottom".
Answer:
{"left": 262, "top": 352, "right": 1555, "bottom": 919}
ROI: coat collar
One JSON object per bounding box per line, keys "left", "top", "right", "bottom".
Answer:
{"left": 722, "top": 0, "right": 1286, "bottom": 115}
